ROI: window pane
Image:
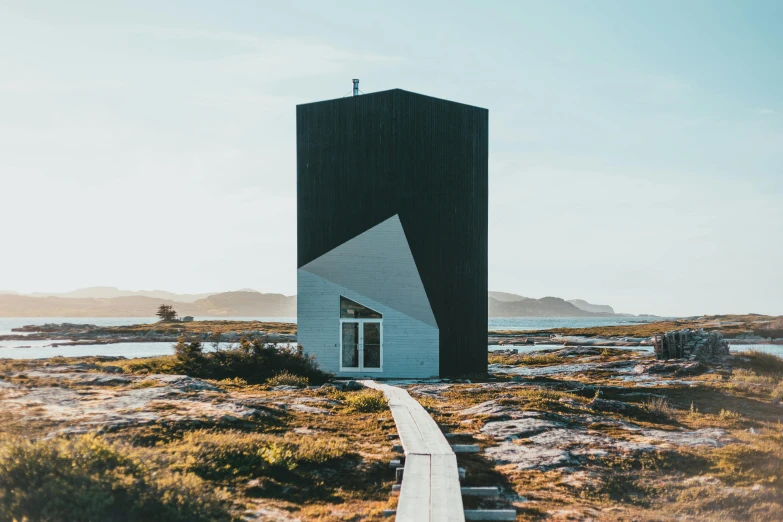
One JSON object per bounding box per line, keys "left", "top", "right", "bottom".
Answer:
{"left": 341, "top": 322, "right": 359, "bottom": 368}
{"left": 340, "top": 296, "right": 382, "bottom": 319}
{"left": 363, "top": 323, "right": 381, "bottom": 368}
{"left": 364, "top": 322, "right": 381, "bottom": 344}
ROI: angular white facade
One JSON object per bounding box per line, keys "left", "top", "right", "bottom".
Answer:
{"left": 297, "top": 215, "right": 439, "bottom": 378}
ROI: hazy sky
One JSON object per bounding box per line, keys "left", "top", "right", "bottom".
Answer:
{"left": 1, "top": 0, "right": 781, "bottom": 316}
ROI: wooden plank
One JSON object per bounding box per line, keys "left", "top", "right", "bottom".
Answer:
{"left": 451, "top": 444, "right": 481, "bottom": 453}
{"left": 463, "top": 510, "right": 517, "bottom": 521}
{"left": 431, "top": 453, "right": 465, "bottom": 521}
{"left": 460, "top": 487, "right": 499, "bottom": 497}
{"left": 409, "top": 405, "right": 453, "bottom": 455}
{"left": 396, "top": 454, "right": 431, "bottom": 522}
{"left": 389, "top": 403, "right": 429, "bottom": 454}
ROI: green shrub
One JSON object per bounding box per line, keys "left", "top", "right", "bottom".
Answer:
{"left": 344, "top": 389, "right": 388, "bottom": 413}
{"left": 123, "top": 337, "right": 332, "bottom": 385}
{"left": 266, "top": 371, "right": 309, "bottom": 388}
{"left": 0, "top": 434, "right": 234, "bottom": 522}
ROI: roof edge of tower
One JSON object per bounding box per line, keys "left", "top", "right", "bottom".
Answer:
{"left": 297, "top": 88, "right": 487, "bottom": 112}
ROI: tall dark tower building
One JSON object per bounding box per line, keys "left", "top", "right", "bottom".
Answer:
{"left": 297, "top": 88, "right": 488, "bottom": 378}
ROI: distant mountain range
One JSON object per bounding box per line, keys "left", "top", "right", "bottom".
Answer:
{"left": 19, "top": 286, "right": 218, "bottom": 303}
{"left": 487, "top": 291, "right": 619, "bottom": 317}
{"left": 0, "top": 287, "right": 631, "bottom": 318}
{"left": 0, "top": 291, "right": 296, "bottom": 318}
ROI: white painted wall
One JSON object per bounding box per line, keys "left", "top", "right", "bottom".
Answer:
{"left": 298, "top": 269, "right": 439, "bottom": 378}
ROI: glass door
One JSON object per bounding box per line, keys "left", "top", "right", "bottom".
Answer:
{"left": 340, "top": 296, "right": 383, "bottom": 372}
{"left": 340, "top": 320, "right": 383, "bottom": 371}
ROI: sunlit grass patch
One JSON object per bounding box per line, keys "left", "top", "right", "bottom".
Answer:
{"left": 711, "top": 431, "right": 783, "bottom": 487}
{"left": 266, "top": 371, "right": 308, "bottom": 388}
{"left": 344, "top": 389, "right": 387, "bottom": 413}
{"left": 168, "top": 429, "right": 351, "bottom": 481}
{"left": 718, "top": 409, "right": 742, "bottom": 421}
{"left": 105, "top": 355, "right": 180, "bottom": 375}
{"left": 488, "top": 352, "right": 563, "bottom": 366}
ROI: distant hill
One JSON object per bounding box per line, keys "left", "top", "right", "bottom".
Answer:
{"left": 27, "top": 286, "right": 217, "bottom": 303}
{"left": 488, "top": 291, "right": 529, "bottom": 302}
{"left": 192, "top": 292, "right": 296, "bottom": 317}
{"left": 0, "top": 291, "right": 295, "bottom": 318}
{"left": 488, "top": 292, "right": 619, "bottom": 317}
{"left": 488, "top": 295, "right": 613, "bottom": 317}
{"left": 567, "top": 299, "right": 615, "bottom": 314}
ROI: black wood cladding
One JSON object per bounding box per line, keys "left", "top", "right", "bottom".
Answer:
{"left": 296, "top": 89, "right": 488, "bottom": 376}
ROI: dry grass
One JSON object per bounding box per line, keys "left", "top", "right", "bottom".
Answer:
{"left": 488, "top": 352, "right": 564, "bottom": 366}
{"left": 266, "top": 371, "right": 308, "bottom": 388}
{"left": 644, "top": 396, "right": 675, "bottom": 417}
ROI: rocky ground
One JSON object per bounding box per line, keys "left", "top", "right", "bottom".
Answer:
{"left": 405, "top": 347, "right": 783, "bottom": 520}
{"left": 2, "top": 346, "right": 782, "bottom": 520}
{"left": 0, "top": 357, "right": 397, "bottom": 521}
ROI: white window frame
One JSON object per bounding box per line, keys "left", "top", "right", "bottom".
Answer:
{"left": 339, "top": 318, "right": 383, "bottom": 373}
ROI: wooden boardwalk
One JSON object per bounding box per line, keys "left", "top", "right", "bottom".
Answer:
{"left": 362, "top": 381, "right": 465, "bottom": 522}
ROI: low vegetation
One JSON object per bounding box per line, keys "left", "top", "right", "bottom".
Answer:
{"left": 266, "top": 370, "right": 309, "bottom": 388}
{"left": 493, "top": 314, "right": 782, "bottom": 339}
{"left": 167, "top": 429, "right": 351, "bottom": 479}
{"left": 488, "top": 351, "right": 563, "bottom": 366}
{"left": 0, "top": 434, "right": 235, "bottom": 522}
{"left": 107, "top": 337, "right": 331, "bottom": 385}
{"left": 344, "top": 389, "right": 388, "bottom": 413}
{"left": 644, "top": 396, "right": 675, "bottom": 418}
{"left": 0, "top": 355, "right": 396, "bottom": 521}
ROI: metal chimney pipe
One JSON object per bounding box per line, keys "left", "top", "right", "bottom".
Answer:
{"left": 352, "top": 79, "right": 359, "bottom": 96}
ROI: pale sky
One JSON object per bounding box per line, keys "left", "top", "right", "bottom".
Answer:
{"left": 0, "top": 0, "right": 781, "bottom": 317}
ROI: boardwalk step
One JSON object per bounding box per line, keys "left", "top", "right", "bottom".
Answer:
{"left": 461, "top": 486, "right": 499, "bottom": 497}
{"left": 451, "top": 444, "right": 481, "bottom": 453}
{"left": 364, "top": 380, "right": 465, "bottom": 521}
{"left": 389, "top": 458, "right": 403, "bottom": 468}
{"left": 464, "top": 509, "right": 517, "bottom": 521}
{"left": 381, "top": 509, "right": 396, "bottom": 518}
{"left": 395, "top": 467, "right": 404, "bottom": 483}
{"left": 445, "top": 432, "right": 474, "bottom": 438}
{"left": 458, "top": 467, "right": 466, "bottom": 480}
{"left": 391, "top": 444, "right": 404, "bottom": 454}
